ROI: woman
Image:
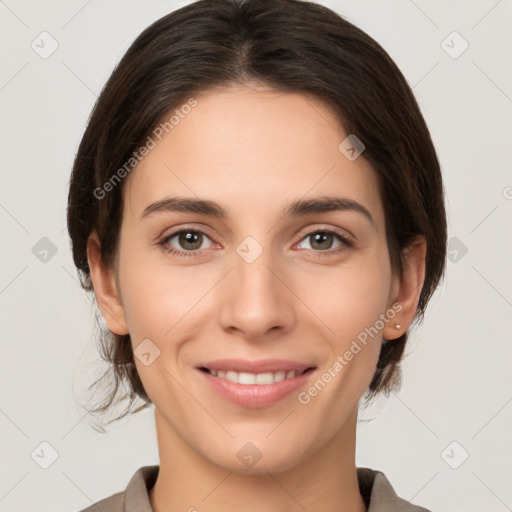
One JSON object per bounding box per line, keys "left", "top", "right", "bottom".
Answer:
{"left": 67, "top": 0, "right": 447, "bottom": 510}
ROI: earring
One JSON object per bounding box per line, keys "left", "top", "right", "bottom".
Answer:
{"left": 395, "top": 324, "right": 401, "bottom": 330}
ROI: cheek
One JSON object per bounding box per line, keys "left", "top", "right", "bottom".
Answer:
{"left": 117, "top": 235, "right": 205, "bottom": 339}
{"left": 297, "top": 249, "right": 393, "bottom": 341}
{"left": 296, "top": 266, "right": 388, "bottom": 419}
{"left": 294, "top": 249, "right": 392, "bottom": 399}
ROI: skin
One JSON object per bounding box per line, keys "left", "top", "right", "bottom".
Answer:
{"left": 87, "top": 82, "right": 426, "bottom": 512}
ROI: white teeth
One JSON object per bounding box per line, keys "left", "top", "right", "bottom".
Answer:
{"left": 226, "top": 371, "right": 239, "bottom": 383}
{"left": 274, "top": 371, "right": 286, "bottom": 382}
{"left": 255, "top": 372, "right": 274, "bottom": 384}
{"left": 238, "top": 372, "right": 255, "bottom": 384}
{"left": 207, "top": 368, "right": 301, "bottom": 384}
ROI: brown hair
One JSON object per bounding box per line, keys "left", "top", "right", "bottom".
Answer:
{"left": 67, "top": 0, "right": 447, "bottom": 430}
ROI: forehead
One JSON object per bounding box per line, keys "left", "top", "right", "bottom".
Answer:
{"left": 123, "top": 84, "right": 384, "bottom": 228}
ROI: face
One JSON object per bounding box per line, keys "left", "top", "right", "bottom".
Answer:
{"left": 90, "top": 83, "right": 414, "bottom": 474}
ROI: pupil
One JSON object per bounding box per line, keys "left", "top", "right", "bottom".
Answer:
{"left": 180, "top": 231, "right": 201, "bottom": 250}
{"left": 312, "top": 232, "right": 331, "bottom": 250}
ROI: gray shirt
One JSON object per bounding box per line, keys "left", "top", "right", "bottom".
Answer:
{"left": 77, "top": 465, "right": 432, "bottom": 511}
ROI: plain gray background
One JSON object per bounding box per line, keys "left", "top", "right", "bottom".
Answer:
{"left": 1, "top": 1, "right": 511, "bottom": 511}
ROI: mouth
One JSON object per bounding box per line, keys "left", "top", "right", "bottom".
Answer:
{"left": 196, "top": 359, "right": 317, "bottom": 408}
{"left": 198, "top": 366, "right": 314, "bottom": 385}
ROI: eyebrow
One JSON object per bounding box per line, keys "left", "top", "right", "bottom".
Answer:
{"left": 140, "top": 195, "right": 375, "bottom": 228}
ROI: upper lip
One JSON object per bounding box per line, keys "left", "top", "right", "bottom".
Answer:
{"left": 197, "top": 358, "right": 316, "bottom": 374}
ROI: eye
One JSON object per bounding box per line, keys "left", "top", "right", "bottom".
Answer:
{"left": 157, "top": 227, "right": 353, "bottom": 258}
{"left": 294, "top": 229, "right": 352, "bottom": 257}
{"left": 158, "top": 229, "right": 214, "bottom": 257}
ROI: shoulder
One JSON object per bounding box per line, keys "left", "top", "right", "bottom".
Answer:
{"left": 75, "top": 490, "right": 124, "bottom": 512}
{"left": 357, "top": 467, "right": 434, "bottom": 512}
{"left": 73, "top": 465, "right": 159, "bottom": 512}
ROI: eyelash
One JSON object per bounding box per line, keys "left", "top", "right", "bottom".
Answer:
{"left": 157, "top": 227, "right": 353, "bottom": 258}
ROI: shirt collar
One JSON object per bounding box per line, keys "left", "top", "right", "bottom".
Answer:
{"left": 123, "top": 465, "right": 430, "bottom": 512}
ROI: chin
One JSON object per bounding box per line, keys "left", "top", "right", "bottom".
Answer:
{"left": 202, "top": 434, "right": 312, "bottom": 475}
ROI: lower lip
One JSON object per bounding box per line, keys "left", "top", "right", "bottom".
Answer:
{"left": 197, "top": 368, "right": 315, "bottom": 408}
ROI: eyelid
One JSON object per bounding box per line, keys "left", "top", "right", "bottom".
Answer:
{"left": 158, "top": 223, "right": 215, "bottom": 241}
{"left": 295, "top": 224, "right": 353, "bottom": 243}
{"left": 159, "top": 222, "right": 353, "bottom": 242}
{"left": 162, "top": 224, "right": 216, "bottom": 243}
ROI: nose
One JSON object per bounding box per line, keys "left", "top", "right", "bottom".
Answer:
{"left": 217, "top": 245, "right": 296, "bottom": 342}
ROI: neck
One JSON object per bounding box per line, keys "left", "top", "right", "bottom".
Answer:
{"left": 150, "top": 408, "right": 366, "bottom": 512}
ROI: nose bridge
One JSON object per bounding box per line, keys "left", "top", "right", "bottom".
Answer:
{"left": 217, "top": 238, "right": 295, "bottom": 338}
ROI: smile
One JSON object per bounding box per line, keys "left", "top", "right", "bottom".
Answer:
{"left": 200, "top": 367, "right": 310, "bottom": 385}
{"left": 196, "top": 360, "right": 316, "bottom": 408}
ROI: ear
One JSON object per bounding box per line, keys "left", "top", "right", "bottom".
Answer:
{"left": 382, "top": 235, "right": 426, "bottom": 341}
{"left": 86, "top": 230, "right": 129, "bottom": 335}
